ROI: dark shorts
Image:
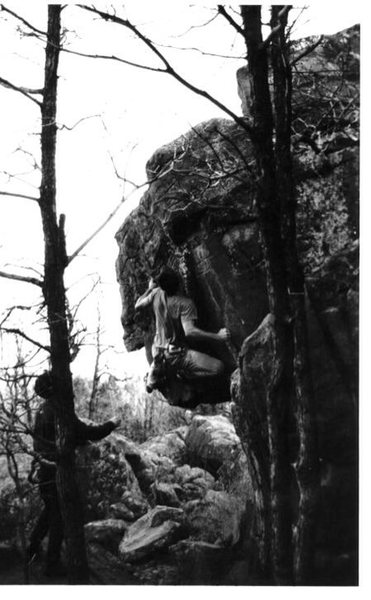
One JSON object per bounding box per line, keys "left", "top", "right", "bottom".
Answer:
{"left": 165, "top": 348, "right": 224, "bottom": 379}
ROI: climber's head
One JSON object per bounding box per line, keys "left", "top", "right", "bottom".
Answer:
{"left": 34, "top": 371, "right": 54, "bottom": 400}
{"left": 157, "top": 267, "right": 180, "bottom": 296}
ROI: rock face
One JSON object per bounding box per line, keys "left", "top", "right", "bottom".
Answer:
{"left": 116, "top": 118, "right": 269, "bottom": 407}
{"left": 115, "top": 27, "right": 359, "bottom": 404}
{"left": 115, "top": 27, "right": 358, "bottom": 584}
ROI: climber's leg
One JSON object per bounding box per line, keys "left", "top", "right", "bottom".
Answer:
{"left": 178, "top": 349, "right": 224, "bottom": 380}
{"left": 145, "top": 350, "right": 167, "bottom": 392}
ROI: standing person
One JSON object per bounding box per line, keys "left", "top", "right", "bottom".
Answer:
{"left": 28, "top": 371, "right": 120, "bottom": 576}
{"left": 135, "top": 267, "right": 230, "bottom": 392}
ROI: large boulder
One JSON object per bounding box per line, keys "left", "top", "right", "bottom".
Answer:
{"left": 77, "top": 434, "right": 147, "bottom": 521}
{"left": 150, "top": 482, "right": 182, "bottom": 507}
{"left": 116, "top": 118, "right": 268, "bottom": 407}
{"left": 84, "top": 519, "right": 128, "bottom": 553}
{"left": 183, "top": 490, "right": 246, "bottom": 547}
{"left": 111, "top": 433, "right": 177, "bottom": 495}
{"left": 173, "top": 464, "right": 215, "bottom": 501}
{"left": 119, "top": 506, "right": 185, "bottom": 562}
{"left": 140, "top": 427, "right": 188, "bottom": 465}
{"left": 185, "top": 414, "right": 241, "bottom": 475}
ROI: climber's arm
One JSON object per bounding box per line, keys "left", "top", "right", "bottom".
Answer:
{"left": 182, "top": 319, "right": 230, "bottom": 344}
{"left": 135, "top": 279, "right": 158, "bottom": 311}
{"left": 75, "top": 415, "right": 121, "bottom": 445}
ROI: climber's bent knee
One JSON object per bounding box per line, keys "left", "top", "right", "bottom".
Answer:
{"left": 180, "top": 349, "right": 225, "bottom": 379}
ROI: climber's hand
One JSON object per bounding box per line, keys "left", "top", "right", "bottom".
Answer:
{"left": 148, "top": 277, "right": 157, "bottom": 290}
{"left": 217, "top": 328, "right": 231, "bottom": 342}
{"left": 110, "top": 416, "right": 121, "bottom": 429}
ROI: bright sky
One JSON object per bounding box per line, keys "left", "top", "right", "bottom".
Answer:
{"left": 0, "top": 0, "right": 362, "bottom": 381}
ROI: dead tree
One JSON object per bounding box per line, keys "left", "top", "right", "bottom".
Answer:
{"left": 0, "top": 4, "right": 89, "bottom": 583}
{"left": 0, "top": 3, "right": 143, "bottom": 582}
{"left": 270, "top": 6, "right": 319, "bottom": 582}
{"left": 37, "top": 6, "right": 89, "bottom": 583}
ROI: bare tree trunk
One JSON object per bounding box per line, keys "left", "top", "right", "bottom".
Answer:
{"left": 6, "top": 452, "right": 29, "bottom": 584}
{"left": 38, "top": 5, "right": 89, "bottom": 584}
{"left": 270, "top": 6, "right": 319, "bottom": 584}
{"left": 241, "top": 5, "right": 294, "bottom": 584}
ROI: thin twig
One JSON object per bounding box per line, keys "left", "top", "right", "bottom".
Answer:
{"left": 57, "top": 113, "right": 101, "bottom": 131}
{"left": 67, "top": 195, "right": 127, "bottom": 264}
{"left": 291, "top": 36, "right": 323, "bottom": 66}
{"left": 0, "top": 76, "right": 42, "bottom": 106}
{"left": 217, "top": 5, "right": 245, "bottom": 38}
{"left": 60, "top": 45, "right": 167, "bottom": 73}
{"left": 0, "top": 190, "right": 39, "bottom": 202}
{"left": 1, "top": 327, "right": 50, "bottom": 352}
{"left": 0, "top": 270, "right": 43, "bottom": 287}
{"left": 0, "top": 4, "right": 47, "bottom": 36}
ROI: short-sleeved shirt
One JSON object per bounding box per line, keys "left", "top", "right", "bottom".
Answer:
{"left": 148, "top": 288, "right": 197, "bottom": 350}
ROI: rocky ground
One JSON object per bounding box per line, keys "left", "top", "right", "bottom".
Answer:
{"left": 0, "top": 411, "right": 256, "bottom": 585}
{"left": 77, "top": 411, "right": 256, "bottom": 585}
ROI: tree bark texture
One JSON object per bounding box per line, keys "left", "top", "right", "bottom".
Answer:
{"left": 39, "top": 5, "right": 89, "bottom": 584}
{"left": 271, "top": 6, "right": 320, "bottom": 583}
{"left": 241, "top": 5, "right": 294, "bottom": 584}
{"left": 238, "top": 4, "right": 321, "bottom": 583}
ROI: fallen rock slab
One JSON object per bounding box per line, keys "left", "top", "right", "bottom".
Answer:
{"left": 119, "top": 506, "right": 185, "bottom": 562}
{"left": 84, "top": 519, "right": 128, "bottom": 553}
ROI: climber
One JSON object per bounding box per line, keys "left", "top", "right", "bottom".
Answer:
{"left": 135, "top": 267, "right": 230, "bottom": 393}
{"left": 28, "top": 370, "right": 121, "bottom": 577}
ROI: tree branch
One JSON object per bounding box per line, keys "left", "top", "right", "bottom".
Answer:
{"left": 217, "top": 5, "right": 245, "bottom": 37}
{"left": 67, "top": 195, "right": 127, "bottom": 264}
{"left": 66, "top": 166, "right": 161, "bottom": 265}
{"left": 261, "top": 5, "right": 291, "bottom": 49}
{"left": 0, "top": 190, "right": 39, "bottom": 202}
{"left": 1, "top": 327, "right": 50, "bottom": 352}
{"left": 57, "top": 113, "right": 100, "bottom": 131}
{"left": 0, "top": 4, "right": 47, "bottom": 36}
{"left": 0, "top": 305, "right": 33, "bottom": 328}
{"left": 156, "top": 41, "right": 244, "bottom": 60}
{"left": 60, "top": 45, "right": 167, "bottom": 73}
{"left": 291, "top": 36, "right": 323, "bottom": 66}
{"left": 77, "top": 5, "right": 251, "bottom": 134}
{"left": 0, "top": 270, "right": 43, "bottom": 287}
{"left": 0, "top": 76, "right": 42, "bottom": 106}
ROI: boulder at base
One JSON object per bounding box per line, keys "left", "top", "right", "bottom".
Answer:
{"left": 119, "top": 506, "right": 185, "bottom": 562}
{"left": 84, "top": 519, "right": 128, "bottom": 553}
{"left": 185, "top": 414, "right": 241, "bottom": 475}
{"left": 183, "top": 490, "right": 245, "bottom": 546}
